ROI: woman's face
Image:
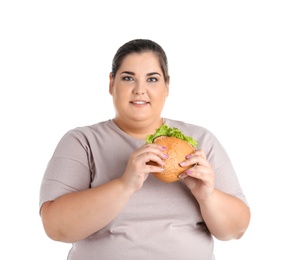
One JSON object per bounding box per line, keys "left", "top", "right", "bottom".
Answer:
{"left": 109, "top": 52, "right": 169, "bottom": 125}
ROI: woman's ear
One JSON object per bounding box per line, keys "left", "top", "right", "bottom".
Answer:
{"left": 109, "top": 73, "right": 114, "bottom": 95}
{"left": 166, "top": 77, "right": 170, "bottom": 97}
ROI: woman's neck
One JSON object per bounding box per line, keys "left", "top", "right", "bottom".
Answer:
{"left": 113, "top": 117, "right": 164, "bottom": 140}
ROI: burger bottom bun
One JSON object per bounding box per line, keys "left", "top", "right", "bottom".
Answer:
{"left": 147, "top": 136, "right": 196, "bottom": 183}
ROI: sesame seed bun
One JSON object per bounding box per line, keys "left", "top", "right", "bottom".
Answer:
{"left": 148, "top": 136, "right": 196, "bottom": 183}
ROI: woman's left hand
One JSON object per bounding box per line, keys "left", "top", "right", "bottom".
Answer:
{"left": 179, "top": 149, "right": 215, "bottom": 201}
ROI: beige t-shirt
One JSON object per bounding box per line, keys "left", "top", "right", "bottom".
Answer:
{"left": 40, "top": 118, "right": 248, "bottom": 260}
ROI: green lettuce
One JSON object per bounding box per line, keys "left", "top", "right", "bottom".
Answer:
{"left": 146, "top": 124, "right": 198, "bottom": 148}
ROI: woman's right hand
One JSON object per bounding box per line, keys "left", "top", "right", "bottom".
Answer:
{"left": 120, "top": 143, "right": 168, "bottom": 192}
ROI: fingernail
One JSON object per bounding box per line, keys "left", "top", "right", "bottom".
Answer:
{"left": 180, "top": 161, "right": 186, "bottom": 166}
{"left": 186, "top": 154, "right": 191, "bottom": 159}
{"left": 178, "top": 173, "right": 187, "bottom": 178}
{"left": 163, "top": 154, "right": 169, "bottom": 159}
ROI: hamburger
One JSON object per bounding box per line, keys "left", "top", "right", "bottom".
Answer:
{"left": 146, "top": 124, "right": 198, "bottom": 183}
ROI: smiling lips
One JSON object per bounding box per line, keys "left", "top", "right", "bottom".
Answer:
{"left": 130, "top": 100, "right": 149, "bottom": 105}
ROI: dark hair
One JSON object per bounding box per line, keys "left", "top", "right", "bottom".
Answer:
{"left": 111, "top": 39, "right": 169, "bottom": 82}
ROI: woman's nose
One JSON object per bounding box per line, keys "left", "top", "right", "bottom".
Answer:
{"left": 133, "top": 83, "right": 146, "bottom": 95}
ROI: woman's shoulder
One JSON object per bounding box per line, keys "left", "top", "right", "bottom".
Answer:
{"left": 164, "top": 118, "right": 211, "bottom": 136}
{"left": 58, "top": 120, "right": 114, "bottom": 142}
{"left": 68, "top": 120, "right": 113, "bottom": 134}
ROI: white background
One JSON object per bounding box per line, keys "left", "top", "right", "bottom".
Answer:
{"left": 1, "top": 0, "right": 287, "bottom": 259}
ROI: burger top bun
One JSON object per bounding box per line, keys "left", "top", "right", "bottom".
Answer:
{"left": 148, "top": 135, "right": 196, "bottom": 183}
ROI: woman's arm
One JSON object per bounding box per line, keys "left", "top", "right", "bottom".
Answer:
{"left": 180, "top": 149, "right": 251, "bottom": 240}
{"left": 40, "top": 178, "right": 134, "bottom": 243}
{"left": 197, "top": 189, "right": 250, "bottom": 240}
{"left": 40, "top": 143, "right": 167, "bottom": 243}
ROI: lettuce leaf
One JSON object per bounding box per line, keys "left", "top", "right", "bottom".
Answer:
{"left": 146, "top": 124, "right": 198, "bottom": 148}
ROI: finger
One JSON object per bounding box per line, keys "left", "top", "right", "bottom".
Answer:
{"left": 178, "top": 172, "right": 188, "bottom": 179}
{"left": 132, "top": 148, "right": 167, "bottom": 169}
{"left": 147, "top": 164, "right": 165, "bottom": 173}
{"left": 180, "top": 151, "right": 209, "bottom": 168}
{"left": 143, "top": 143, "right": 167, "bottom": 151}
{"left": 139, "top": 144, "right": 169, "bottom": 162}
{"left": 144, "top": 152, "right": 166, "bottom": 167}
{"left": 178, "top": 163, "right": 197, "bottom": 179}
{"left": 185, "top": 166, "right": 213, "bottom": 182}
{"left": 185, "top": 149, "right": 205, "bottom": 159}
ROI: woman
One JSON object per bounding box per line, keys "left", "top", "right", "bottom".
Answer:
{"left": 39, "top": 39, "right": 250, "bottom": 259}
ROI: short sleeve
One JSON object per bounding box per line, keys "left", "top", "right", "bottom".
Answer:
{"left": 39, "top": 130, "right": 92, "bottom": 210}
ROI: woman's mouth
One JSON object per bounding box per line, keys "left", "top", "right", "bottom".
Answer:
{"left": 130, "top": 100, "right": 149, "bottom": 105}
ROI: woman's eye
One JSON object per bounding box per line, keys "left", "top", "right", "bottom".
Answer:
{"left": 148, "top": 77, "right": 158, "bottom": 82}
{"left": 122, "top": 76, "right": 133, "bottom": 81}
